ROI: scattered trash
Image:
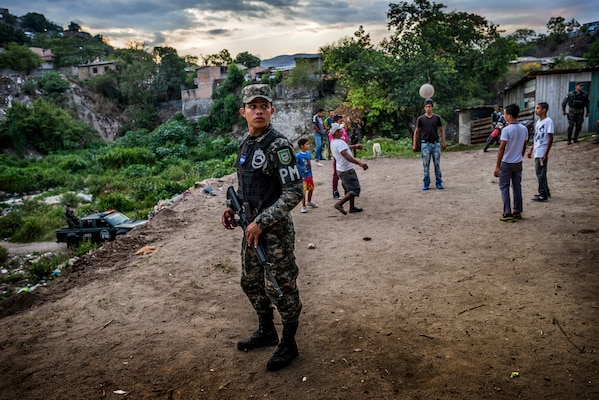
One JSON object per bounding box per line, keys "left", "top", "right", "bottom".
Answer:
{"left": 203, "top": 187, "right": 217, "bottom": 196}
{"left": 362, "top": 237, "right": 372, "bottom": 241}
{"left": 510, "top": 371, "right": 520, "bottom": 378}
{"left": 135, "top": 246, "right": 156, "bottom": 255}
{"left": 307, "top": 243, "right": 316, "bottom": 249}
{"left": 302, "top": 376, "right": 307, "bottom": 382}
{"left": 113, "top": 390, "right": 128, "bottom": 395}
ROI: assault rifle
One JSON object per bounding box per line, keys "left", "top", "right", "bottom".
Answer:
{"left": 227, "top": 186, "right": 284, "bottom": 298}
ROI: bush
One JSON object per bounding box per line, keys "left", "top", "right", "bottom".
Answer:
{"left": 0, "top": 212, "right": 22, "bottom": 239}
{"left": 21, "top": 79, "right": 36, "bottom": 95}
{"left": 24, "top": 252, "right": 71, "bottom": 284}
{"left": 36, "top": 71, "right": 71, "bottom": 95}
{"left": 98, "top": 146, "right": 156, "bottom": 169}
{"left": 1, "top": 200, "right": 65, "bottom": 242}
{"left": 75, "top": 238, "right": 99, "bottom": 257}
{"left": 0, "top": 245, "right": 8, "bottom": 263}
{"left": 2, "top": 99, "right": 97, "bottom": 155}
{"left": 97, "top": 193, "right": 136, "bottom": 212}
{"left": 122, "top": 164, "right": 153, "bottom": 178}
{"left": 11, "top": 216, "right": 45, "bottom": 242}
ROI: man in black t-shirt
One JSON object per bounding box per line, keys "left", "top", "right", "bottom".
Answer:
{"left": 412, "top": 98, "right": 446, "bottom": 190}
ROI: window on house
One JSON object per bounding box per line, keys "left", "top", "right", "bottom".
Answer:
{"left": 92, "top": 67, "right": 98, "bottom": 74}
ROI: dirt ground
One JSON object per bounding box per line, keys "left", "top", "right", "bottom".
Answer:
{"left": 1, "top": 138, "right": 598, "bottom": 400}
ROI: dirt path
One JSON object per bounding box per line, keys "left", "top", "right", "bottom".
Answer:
{"left": 2, "top": 241, "right": 66, "bottom": 255}
{"left": 0, "top": 139, "right": 598, "bottom": 399}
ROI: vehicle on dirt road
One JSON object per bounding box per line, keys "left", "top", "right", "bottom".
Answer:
{"left": 56, "top": 210, "right": 147, "bottom": 249}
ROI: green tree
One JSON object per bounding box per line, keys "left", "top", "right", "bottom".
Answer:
{"left": 36, "top": 71, "right": 71, "bottom": 94}
{"left": 0, "top": 42, "right": 42, "bottom": 73}
{"left": 87, "top": 69, "right": 121, "bottom": 101}
{"left": 584, "top": 40, "right": 599, "bottom": 66}
{"left": 284, "top": 58, "right": 319, "bottom": 91}
{"left": 31, "top": 32, "right": 113, "bottom": 67}
{"left": 20, "top": 12, "right": 61, "bottom": 33}
{"left": 321, "top": 27, "right": 397, "bottom": 136}
{"left": 205, "top": 64, "right": 245, "bottom": 132}
{"left": 381, "top": 0, "right": 516, "bottom": 132}
{"left": 547, "top": 16, "right": 567, "bottom": 37}
{"left": 68, "top": 22, "right": 82, "bottom": 32}
{"left": 234, "top": 51, "right": 261, "bottom": 68}
{"left": 152, "top": 46, "right": 187, "bottom": 101}
{"left": 552, "top": 54, "right": 583, "bottom": 70}
{"left": 506, "top": 29, "right": 537, "bottom": 56}
{"left": 0, "top": 24, "right": 29, "bottom": 46}
{"left": 203, "top": 49, "right": 232, "bottom": 66}
{"left": 1, "top": 99, "right": 97, "bottom": 155}
{"left": 113, "top": 42, "right": 158, "bottom": 130}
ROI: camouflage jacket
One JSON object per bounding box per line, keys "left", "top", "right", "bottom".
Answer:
{"left": 562, "top": 90, "right": 589, "bottom": 113}
{"left": 236, "top": 125, "right": 304, "bottom": 231}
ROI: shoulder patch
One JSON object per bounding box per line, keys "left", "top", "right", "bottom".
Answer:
{"left": 277, "top": 148, "right": 293, "bottom": 165}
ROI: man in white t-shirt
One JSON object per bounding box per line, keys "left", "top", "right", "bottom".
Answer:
{"left": 528, "top": 102, "right": 554, "bottom": 202}
{"left": 494, "top": 104, "right": 528, "bottom": 222}
{"left": 329, "top": 123, "right": 368, "bottom": 215}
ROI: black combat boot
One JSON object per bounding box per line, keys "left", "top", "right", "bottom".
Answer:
{"left": 266, "top": 320, "right": 299, "bottom": 371}
{"left": 237, "top": 309, "right": 279, "bottom": 351}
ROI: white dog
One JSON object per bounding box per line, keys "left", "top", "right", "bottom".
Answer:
{"left": 372, "top": 142, "right": 382, "bottom": 157}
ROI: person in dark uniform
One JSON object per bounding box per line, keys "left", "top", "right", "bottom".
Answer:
{"left": 561, "top": 82, "right": 590, "bottom": 144}
{"left": 65, "top": 204, "right": 79, "bottom": 228}
{"left": 221, "top": 84, "right": 304, "bottom": 371}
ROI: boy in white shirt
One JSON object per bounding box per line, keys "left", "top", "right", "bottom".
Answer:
{"left": 528, "top": 102, "right": 554, "bottom": 202}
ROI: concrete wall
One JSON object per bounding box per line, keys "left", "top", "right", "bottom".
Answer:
{"left": 271, "top": 98, "right": 314, "bottom": 145}
{"left": 182, "top": 93, "right": 315, "bottom": 146}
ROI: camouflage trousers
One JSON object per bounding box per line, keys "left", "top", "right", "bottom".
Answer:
{"left": 240, "top": 219, "right": 302, "bottom": 323}
{"left": 567, "top": 110, "right": 585, "bottom": 140}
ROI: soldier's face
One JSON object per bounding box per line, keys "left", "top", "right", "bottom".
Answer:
{"left": 240, "top": 98, "right": 274, "bottom": 133}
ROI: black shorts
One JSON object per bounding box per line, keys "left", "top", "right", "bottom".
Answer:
{"left": 338, "top": 169, "right": 361, "bottom": 196}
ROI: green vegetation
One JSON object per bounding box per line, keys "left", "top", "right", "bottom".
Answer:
{"left": 0, "top": 111, "right": 237, "bottom": 242}
{"left": 0, "top": 3, "right": 595, "bottom": 249}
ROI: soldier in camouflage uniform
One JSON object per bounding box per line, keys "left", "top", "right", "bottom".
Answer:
{"left": 222, "top": 84, "right": 304, "bottom": 371}
{"left": 561, "top": 82, "right": 590, "bottom": 144}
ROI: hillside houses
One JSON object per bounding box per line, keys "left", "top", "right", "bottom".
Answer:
{"left": 181, "top": 53, "right": 322, "bottom": 102}
{"left": 77, "top": 59, "right": 116, "bottom": 80}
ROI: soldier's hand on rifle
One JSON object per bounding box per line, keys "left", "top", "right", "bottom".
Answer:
{"left": 222, "top": 207, "right": 236, "bottom": 230}
{"left": 245, "top": 221, "right": 263, "bottom": 248}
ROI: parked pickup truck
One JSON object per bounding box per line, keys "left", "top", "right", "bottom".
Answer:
{"left": 56, "top": 210, "right": 147, "bottom": 249}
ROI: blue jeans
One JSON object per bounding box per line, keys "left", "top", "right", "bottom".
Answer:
{"left": 314, "top": 133, "right": 324, "bottom": 161}
{"left": 499, "top": 161, "right": 523, "bottom": 215}
{"left": 421, "top": 142, "right": 442, "bottom": 186}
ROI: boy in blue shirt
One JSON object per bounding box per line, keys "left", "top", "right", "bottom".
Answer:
{"left": 296, "top": 138, "right": 319, "bottom": 213}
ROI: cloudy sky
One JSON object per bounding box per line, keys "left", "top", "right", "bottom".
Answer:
{"left": 5, "top": 0, "right": 598, "bottom": 60}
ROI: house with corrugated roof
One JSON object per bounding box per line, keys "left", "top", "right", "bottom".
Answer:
{"left": 77, "top": 59, "right": 116, "bottom": 80}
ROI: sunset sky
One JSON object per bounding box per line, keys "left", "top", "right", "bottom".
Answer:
{"left": 5, "top": 0, "right": 598, "bottom": 60}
